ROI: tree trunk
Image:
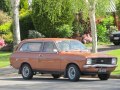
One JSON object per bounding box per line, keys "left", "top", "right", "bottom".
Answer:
{"left": 89, "top": 7, "right": 97, "bottom": 53}
{"left": 11, "top": 0, "right": 21, "bottom": 48}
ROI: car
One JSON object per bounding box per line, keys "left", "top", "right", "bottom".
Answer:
{"left": 110, "top": 31, "right": 120, "bottom": 45}
{"left": 10, "top": 38, "right": 117, "bottom": 81}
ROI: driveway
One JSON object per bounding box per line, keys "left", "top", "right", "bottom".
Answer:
{"left": 97, "top": 45, "right": 120, "bottom": 52}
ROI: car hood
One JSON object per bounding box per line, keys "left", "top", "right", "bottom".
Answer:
{"left": 60, "top": 51, "right": 115, "bottom": 58}
{"left": 112, "top": 31, "right": 120, "bottom": 35}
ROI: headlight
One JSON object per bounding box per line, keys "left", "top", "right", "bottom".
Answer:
{"left": 86, "top": 58, "right": 92, "bottom": 64}
{"left": 112, "top": 58, "right": 117, "bottom": 65}
{"left": 110, "top": 34, "right": 113, "bottom": 37}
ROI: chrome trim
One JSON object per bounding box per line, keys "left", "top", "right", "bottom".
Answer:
{"left": 84, "top": 64, "right": 117, "bottom": 68}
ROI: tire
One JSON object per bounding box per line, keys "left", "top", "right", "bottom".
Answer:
{"left": 98, "top": 74, "right": 110, "bottom": 80}
{"left": 67, "top": 64, "right": 80, "bottom": 81}
{"left": 52, "top": 74, "right": 61, "bottom": 79}
{"left": 113, "top": 42, "right": 120, "bottom": 45}
{"left": 21, "top": 64, "right": 33, "bottom": 80}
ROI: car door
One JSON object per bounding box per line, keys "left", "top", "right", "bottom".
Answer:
{"left": 17, "top": 42, "right": 43, "bottom": 70}
{"left": 38, "top": 41, "right": 61, "bottom": 72}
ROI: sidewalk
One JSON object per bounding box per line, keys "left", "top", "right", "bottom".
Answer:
{"left": 0, "top": 66, "right": 18, "bottom": 76}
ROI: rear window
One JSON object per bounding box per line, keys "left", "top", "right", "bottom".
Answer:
{"left": 19, "top": 42, "right": 43, "bottom": 52}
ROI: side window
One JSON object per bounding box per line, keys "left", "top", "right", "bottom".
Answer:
{"left": 43, "top": 42, "right": 56, "bottom": 53}
{"left": 19, "top": 42, "right": 43, "bottom": 52}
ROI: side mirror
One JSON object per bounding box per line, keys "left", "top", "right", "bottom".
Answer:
{"left": 53, "top": 49, "right": 58, "bottom": 53}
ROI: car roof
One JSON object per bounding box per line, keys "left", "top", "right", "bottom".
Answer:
{"left": 21, "top": 38, "right": 74, "bottom": 43}
{"left": 112, "top": 31, "right": 120, "bottom": 34}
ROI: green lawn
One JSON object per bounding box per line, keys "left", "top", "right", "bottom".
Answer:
{"left": 0, "top": 51, "right": 11, "bottom": 68}
{"left": 107, "top": 49, "right": 120, "bottom": 75}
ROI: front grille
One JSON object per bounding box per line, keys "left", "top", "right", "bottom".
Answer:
{"left": 92, "top": 58, "right": 112, "bottom": 64}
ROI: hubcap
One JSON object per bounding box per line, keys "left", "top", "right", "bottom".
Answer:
{"left": 22, "top": 66, "right": 30, "bottom": 77}
{"left": 68, "top": 67, "right": 76, "bottom": 79}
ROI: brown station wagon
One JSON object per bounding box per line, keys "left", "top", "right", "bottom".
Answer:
{"left": 10, "top": 38, "right": 117, "bottom": 81}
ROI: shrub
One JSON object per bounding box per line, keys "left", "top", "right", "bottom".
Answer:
{"left": 32, "top": 0, "right": 80, "bottom": 38}
{"left": 97, "top": 16, "right": 114, "bottom": 42}
{"left": 0, "top": 22, "right": 13, "bottom": 44}
{"left": 20, "top": 11, "right": 35, "bottom": 40}
{"left": 28, "top": 30, "right": 45, "bottom": 38}
{"left": 0, "top": 10, "right": 11, "bottom": 25}
{"left": 20, "top": 0, "right": 29, "bottom": 10}
{"left": 55, "top": 24, "right": 73, "bottom": 38}
{"left": 0, "top": 39, "right": 5, "bottom": 47}
{"left": 0, "top": 0, "right": 11, "bottom": 14}
{"left": 97, "top": 24, "right": 109, "bottom": 42}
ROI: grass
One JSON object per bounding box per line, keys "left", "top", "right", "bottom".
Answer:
{"left": 106, "top": 49, "right": 120, "bottom": 75}
{"left": 85, "top": 41, "right": 111, "bottom": 47}
{"left": 0, "top": 51, "right": 11, "bottom": 68}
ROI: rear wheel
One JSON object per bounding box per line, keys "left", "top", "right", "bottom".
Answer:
{"left": 67, "top": 64, "right": 80, "bottom": 81}
{"left": 52, "top": 74, "right": 61, "bottom": 79}
{"left": 98, "top": 74, "right": 110, "bottom": 80}
{"left": 113, "top": 42, "right": 120, "bottom": 45}
{"left": 21, "top": 64, "right": 33, "bottom": 80}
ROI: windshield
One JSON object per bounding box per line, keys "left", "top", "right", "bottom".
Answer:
{"left": 56, "top": 40, "right": 87, "bottom": 51}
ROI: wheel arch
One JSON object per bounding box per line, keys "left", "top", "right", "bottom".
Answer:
{"left": 19, "top": 62, "right": 32, "bottom": 74}
{"left": 64, "top": 63, "right": 81, "bottom": 78}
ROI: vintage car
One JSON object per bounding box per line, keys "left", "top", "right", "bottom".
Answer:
{"left": 110, "top": 31, "right": 120, "bottom": 45}
{"left": 10, "top": 38, "right": 117, "bottom": 81}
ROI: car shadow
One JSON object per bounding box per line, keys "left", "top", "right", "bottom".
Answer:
{"left": 0, "top": 76, "right": 100, "bottom": 83}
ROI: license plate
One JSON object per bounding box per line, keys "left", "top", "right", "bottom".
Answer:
{"left": 98, "top": 68, "right": 106, "bottom": 73}
{"left": 114, "top": 37, "right": 119, "bottom": 40}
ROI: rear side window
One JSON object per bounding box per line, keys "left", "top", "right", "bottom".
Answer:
{"left": 19, "top": 42, "right": 43, "bottom": 52}
{"left": 43, "top": 42, "right": 56, "bottom": 53}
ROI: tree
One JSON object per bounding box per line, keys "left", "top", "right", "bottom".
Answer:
{"left": 20, "top": 0, "right": 29, "bottom": 10}
{"left": 84, "top": 0, "right": 97, "bottom": 53}
{"left": 10, "top": 0, "right": 21, "bottom": 48}
{"left": 0, "top": 0, "right": 11, "bottom": 14}
{"left": 83, "top": 0, "right": 110, "bottom": 53}
{"left": 116, "top": 0, "right": 120, "bottom": 18}
{"left": 31, "top": 0, "right": 82, "bottom": 38}
{"left": 32, "top": 0, "right": 110, "bottom": 53}
{"left": 0, "top": 10, "right": 11, "bottom": 25}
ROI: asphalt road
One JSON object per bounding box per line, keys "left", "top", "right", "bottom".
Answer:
{"left": 0, "top": 75, "right": 120, "bottom": 90}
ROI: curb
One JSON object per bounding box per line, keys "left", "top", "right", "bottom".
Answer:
{"left": 110, "top": 75, "right": 120, "bottom": 79}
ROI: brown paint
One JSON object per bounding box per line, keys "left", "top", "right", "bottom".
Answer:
{"left": 10, "top": 38, "right": 117, "bottom": 75}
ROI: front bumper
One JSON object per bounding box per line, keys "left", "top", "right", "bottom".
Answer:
{"left": 110, "top": 36, "right": 120, "bottom": 42}
{"left": 82, "top": 64, "right": 117, "bottom": 74}
{"left": 84, "top": 64, "right": 117, "bottom": 68}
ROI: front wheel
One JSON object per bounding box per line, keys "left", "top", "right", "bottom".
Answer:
{"left": 98, "top": 74, "right": 110, "bottom": 80}
{"left": 21, "top": 64, "right": 33, "bottom": 80}
{"left": 67, "top": 64, "right": 80, "bottom": 81}
{"left": 113, "top": 42, "right": 120, "bottom": 45}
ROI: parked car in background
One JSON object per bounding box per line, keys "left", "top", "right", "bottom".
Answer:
{"left": 110, "top": 31, "right": 120, "bottom": 45}
{"left": 10, "top": 38, "right": 117, "bottom": 81}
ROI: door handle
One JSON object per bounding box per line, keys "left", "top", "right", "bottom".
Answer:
{"left": 39, "top": 54, "right": 43, "bottom": 57}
